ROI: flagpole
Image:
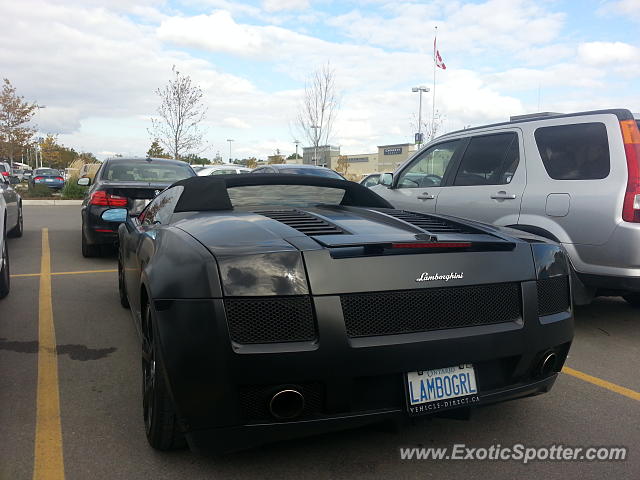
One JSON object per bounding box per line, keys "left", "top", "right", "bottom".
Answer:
{"left": 432, "top": 26, "right": 437, "bottom": 141}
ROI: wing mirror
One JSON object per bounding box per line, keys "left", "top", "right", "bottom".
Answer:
{"left": 101, "top": 208, "right": 128, "bottom": 223}
{"left": 77, "top": 177, "right": 90, "bottom": 186}
{"left": 379, "top": 172, "right": 393, "bottom": 187}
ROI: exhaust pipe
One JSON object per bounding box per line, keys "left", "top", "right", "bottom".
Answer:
{"left": 538, "top": 351, "right": 558, "bottom": 377}
{"left": 269, "top": 389, "right": 305, "bottom": 420}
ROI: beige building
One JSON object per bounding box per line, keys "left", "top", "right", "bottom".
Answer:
{"left": 376, "top": 143, "right": 417, "bottom": 172}
{"left": 340, "top": 153, "right": 378, "bottom": 176}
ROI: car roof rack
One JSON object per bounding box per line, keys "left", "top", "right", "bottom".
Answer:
{"left": 509, "top": 112, "right": 563, "bottom": 122}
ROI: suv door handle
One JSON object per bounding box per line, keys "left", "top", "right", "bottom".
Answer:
{"left": 491, "top": 191, "right": 517, "bottom": 200}
{"left": 416, "top": 194, "right": 435, "bottom": 200}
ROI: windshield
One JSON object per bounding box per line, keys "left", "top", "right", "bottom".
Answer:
{"left": 101, "top": 161, "right": 194, "bottom": 182}
{"left": 35, "top": 168, "right": 61, "bottom": 176}
{"left": 228, "top": 185, "right": 345, "bottom": 208}
{"left": 279, "top": 167, "right": 344, "bottom": 179}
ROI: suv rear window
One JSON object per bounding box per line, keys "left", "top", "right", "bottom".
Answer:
{"left": 535, "top": 123, "right": 610, "bottom": 180}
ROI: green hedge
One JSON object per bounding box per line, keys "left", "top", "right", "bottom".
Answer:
{"left": 61, "top": 181, "right": 88, "bottom": 199}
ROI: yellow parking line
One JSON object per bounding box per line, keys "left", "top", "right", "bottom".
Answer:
{"left": 33, "top": 228, "right": 65, "bottom": 480}
{"left": 562, "top": 366, "right": 640, "bottom": 402}
{"left": 11, "top": 269, "right": 117, "bottom": 278}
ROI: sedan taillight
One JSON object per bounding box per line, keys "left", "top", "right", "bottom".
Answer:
{"left": 90, "top": 191, "right": 128, "bottom": 207}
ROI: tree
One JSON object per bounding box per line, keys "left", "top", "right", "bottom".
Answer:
{"left": 245, "top": 157, "right": 258, "bottom": 169}
{"left": 182, "top": 153, "right": 210, "bottom": 165}
{"left": 38, "top": 134, "right": 79, "bottom": 169}
{"left": 146, "top": 139, "right": 171, "bottom": 158}
{"left": 0, "top": 79, "right": 39, "bottom": 162}
{"left": 296, "top": 63, "right": 339, "bottom": 165}
{"left": 335, "top": 155, "right": 350, "bottom": 176}
{"left": 149, "top": 66, "right": 207, "bottom": 160}
{"left": 287, "top": 152, "right": 302, "bottom": 160}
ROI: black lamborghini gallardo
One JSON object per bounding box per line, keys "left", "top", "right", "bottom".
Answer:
{"left": 112, "top": 175, "right": 573, "bottom": 454}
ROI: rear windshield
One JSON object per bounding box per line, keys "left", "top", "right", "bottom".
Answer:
{"left": 0, "top": 165, "right": 7, "bottom": 172}
{"left": 35, "top": 168, "right": 61, "bottom": 176}
{"left": 101, "top": 161, "right": 194, "bottom": 182}
{"left": 279, "top": 167, "right": 344, "bottom": 179}
{"left": 228, "top": 185, "right": 345, "bottom": 208}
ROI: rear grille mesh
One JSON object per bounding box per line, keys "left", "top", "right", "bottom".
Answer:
{"left": 380, "top": 210, "right": 480, "bottom": 234}
{"left": 225, "top": 296, "right": 316, "bottom": 344}
{"left": 537, "top": 276, "right": 570, "bottom": 316}
{"left": 238, "top": 382, "right": 324, "bottom": 422}
{"left": 341, "top": 283, "right": 522, "bottom": 337}
{"left": 257, "top": 209, "right": 345, "bottom": 235}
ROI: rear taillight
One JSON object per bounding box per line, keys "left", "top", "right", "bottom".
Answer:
{"left": 620, "top": 120, "right": 640, "bottom": 222}
{"left": 90, "top": 191, "right": 128, "bottom": 207}
{"left": 1, "top": 171, "right": 8, "bottom": 177}
{"left": 55, "top": 176, "right": 64, "bottom": 182}
{"left": 34, "top": 176, "right": 44, "bottom": 181}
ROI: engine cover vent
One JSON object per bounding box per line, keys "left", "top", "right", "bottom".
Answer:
{"left": 257, "top": 209, "right": 345, "bottom": 236}
{"left": 381, "top": 210, "right": 480, "bottom": 234}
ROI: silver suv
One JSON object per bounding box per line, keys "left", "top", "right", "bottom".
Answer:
{"left": 372, "top": 109, "right": 640, "bottom": 306}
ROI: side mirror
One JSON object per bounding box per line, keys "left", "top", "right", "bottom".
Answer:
{"left": 77, "top": 177, "right": 90, "bottom": 186}
{"left": 379, "top": 173, "right": 393, "bottom": 187}
{"left": 101, "top": 208, "right": 128, "bottom": 223}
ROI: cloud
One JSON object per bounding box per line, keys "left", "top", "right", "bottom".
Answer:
{"left": 577, "top": 41, "right": 640, "bottom": 65}
{"left": 262, "top": 0, "right": 310, "bottom": 13}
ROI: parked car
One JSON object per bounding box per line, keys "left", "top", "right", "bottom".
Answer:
{"left": 112, "top": 174, "right": 573, "bottom": 454}
{"left": 0, "top": 162, "right": 11, "bottom": 182}
{"left": 78, "top": 157, "right": 196, "bottom": 257}
{"left": 0, "top": 173, "right": 24, "bottom": 298}
{"left": 29, "top": 168, "right": 65, "bottom": 190}
{"left": 78, "top": 163, "right": 101, "bottom": 181}
{"left": 373, "top": 108, "right": 640, "bottom": 306}
{"left": 197, "top": 164, "right": 251, "bottom": 176}
{"left": 251, "top": 163, "right": 345, "bottom": 179}
{"left": 360, "top": 172, "right": 392, "bottom": 188}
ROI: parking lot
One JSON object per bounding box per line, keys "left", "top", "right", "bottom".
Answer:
{"left": 1, "top": 206, "right": 638, "bottom": 480}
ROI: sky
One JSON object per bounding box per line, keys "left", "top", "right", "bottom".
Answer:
{"left": 1, "top": 0, "right": 639, "bottom": 161}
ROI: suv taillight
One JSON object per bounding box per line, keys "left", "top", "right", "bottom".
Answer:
{"left": 620, "top": 120, "right": 640, "bottom": 222}
{"left": 0, "top": 171, "right": 8, "bottom": 177}
{"left": 90, "top": 191, "right": 128, "bottom": 207}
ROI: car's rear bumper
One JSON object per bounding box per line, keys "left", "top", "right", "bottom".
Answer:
{"left": 185, "top": 374, "right": 557, "bottom": 455}
{"left": 82, "top": 205, "right": 121, "bottom": 245}
{"left": 33, "top": 180, "right": 64, "bottom": 189}
{"left": 151, "top": 281, "right": 573, "bottom": 454}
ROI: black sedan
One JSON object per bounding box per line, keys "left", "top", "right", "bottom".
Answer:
{"left": 79, "top": 157, "right": 195, "bottom": 257}
{"left": 111, "top": 174, "right": 573, "bottom": 454}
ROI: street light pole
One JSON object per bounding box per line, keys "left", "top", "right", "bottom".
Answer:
{"left": 226, "top": 139, "right": 234, "bottom": 163}
{"left": 294, "top": 140, "right": 300, "bottom": 160}
{"left": 411, "top": 86, "right": 430, "bottom": 147}
{"left": 310, "top": 126, "right": 320, "bottom": 166}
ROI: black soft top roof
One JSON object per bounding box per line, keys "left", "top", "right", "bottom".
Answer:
{"left": 171, "top": 174, "right": 393, "bottom": 212}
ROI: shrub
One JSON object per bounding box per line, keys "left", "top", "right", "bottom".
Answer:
{"left": 61, "top": 181, "right": 88, "bottom": 200}
{"left": 27, "top": 184, "right": 55, "bottom": 198}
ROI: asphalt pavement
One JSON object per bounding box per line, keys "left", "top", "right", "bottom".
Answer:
{"left": 0, "top": 206, "right": 638, "bottom": 480}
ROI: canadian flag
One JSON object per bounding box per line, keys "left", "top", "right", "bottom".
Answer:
{"left": 434, "top": 38, "right": 446, "bottom": 70}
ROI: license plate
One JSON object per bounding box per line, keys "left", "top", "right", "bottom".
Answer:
{"left": 45, "top": 179, "right": 53, "bottom": 182}
{"left": 406, "top": 364, "right": 480, "bottom": 415}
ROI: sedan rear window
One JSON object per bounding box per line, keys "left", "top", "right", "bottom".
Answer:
{"left": 101, "top": 161, "right": 195, "bottom": 182}
{"left": 279, "top": 168, "right": 344, "bottom": 179}
{"left": 228, "top": 185, "right": 345, "bottom": 208}
{"left": 535, "top": 122, "right": 610, "bottom": 180}
{"left": 34, "top": 168, "right": 62, "bottom": 176}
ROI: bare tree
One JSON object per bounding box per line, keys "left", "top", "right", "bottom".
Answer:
{"left": 149, "top": 67, "right": 207, "bottom": 160}
{"left": 296, "top": 63, "right": 339, "bottom": 165}
{"left": 0, "top": 79, "right": 39, "bottom": 162}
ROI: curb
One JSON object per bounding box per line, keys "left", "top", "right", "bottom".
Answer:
{"left": 23, "top": 200, "right": 84, "bottom": 206}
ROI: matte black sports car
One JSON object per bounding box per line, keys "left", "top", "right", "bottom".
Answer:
{"left": 79, "top": 157, "right": 195, "bottom": 257}
{"left": 112, "top": 175, "right": 573, "bottom": 454}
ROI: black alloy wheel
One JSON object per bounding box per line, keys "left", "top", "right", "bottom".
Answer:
{"left": 141, "top": 303, "right": 185, "bottom": 450}
{"left": 0, "top": 226, "right": 9, "bottom": 299}
{"left": 118, "top": 253, "right": 130, "bottom": 309}
{"left": 8, "top": 205, "right": 23, "bottom": 238}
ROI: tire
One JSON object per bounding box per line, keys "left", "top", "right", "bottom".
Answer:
{"left": 8, "top": 204, "right": 23, "bottom": 238}
{"left": 622, "top": 293, "right": 640, "bottom": 308}
{"left": 118, "top": 254, "right": 130, "bottom": 309}
{"left": 81, "top": 227, "right": 100, "bottom": 258}
{"left": 141, "top": 303, "right": 185, "bottom": 451}
{"left": 0, "top": 226, "right": 10, "bottom": 299}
